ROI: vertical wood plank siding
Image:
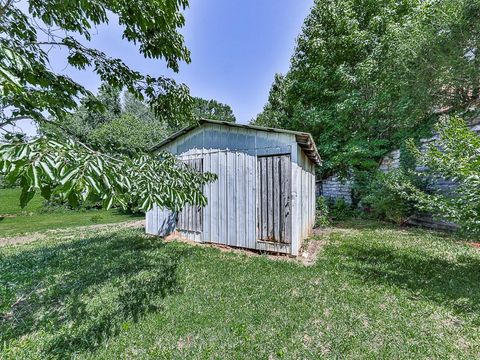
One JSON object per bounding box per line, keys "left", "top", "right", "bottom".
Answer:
{"left": 145, "top": 123, "right": 317, "bottom": 255}
{"left": 177, "top": 158, "right": 203, "bottom": 232}
{"left": 257, "top": 155, "right": 291, "bottom": 244}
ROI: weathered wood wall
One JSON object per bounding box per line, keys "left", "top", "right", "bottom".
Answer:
{"left": 146, "top": 123, "right": 317, "bottom": 255}
{"left": 291, "top": 144, "right": 316, "bottom": 255}
{"left": 257, "top": 155, "right": 292, "bottom": 244}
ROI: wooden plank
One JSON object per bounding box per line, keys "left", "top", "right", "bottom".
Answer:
{"left": 177, "top": 157, "right": 203, "bottom": 234}
{"left": 219, "top": 152, "right": 227, "bottom": 245}
{"left": 210, "top": 152, "right": 219, "bottom": 243}
{"left": 283, "top": 155, "right": 292, "bottom": 244}
{"left": 255, "top": 154, "right": 292, "bottom": 245}
{"left": 255, "top": 155, "right": 260, "bottom": 248}
{"left": 279, "top": 156, "right": 285, "bottom": 242}
{"left": 260, "top": 157, "right": 267, "bottom": 240}
{"left": 203, "top": 152, "right": 210, "bottom": 242}
{"left": 227, "top": 152, "right": 236, "bottom": 246}
{"left": 245, "top": 154, "right": 253, "bottom": 249}
{"left": 273, "top": 156, "right": 280, "bottom": 242}
{"left": 145, "top": 207, "right": 151, "bottom": 234}
{"left": 267, "top": 156, "right": 274, "bottom": 240}
{"left": 252, "top": 155, "right": 258, "bottom": 248}
{"left": 236, "top": 152, "right": 245, "bottom": 248}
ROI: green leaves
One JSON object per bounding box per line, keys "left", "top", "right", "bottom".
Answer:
{"left": 0, "top": 135, "right": 217, "bottom": 212}
{"left": 255, "top": 0, "right": 480, "bottom": 177}
{"left": 0, "top": 0, "right": 193, "bottom": 129}
{"left": 0, "top": 0, "right": 215, "bottom": 214}
{"left": 192, "top": 97, "right": 236, "bottom": 123}
{"left": 395, "top": 117, "right": 480, "bottom": 236}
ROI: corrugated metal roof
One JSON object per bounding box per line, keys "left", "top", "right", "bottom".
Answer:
{"left": 150, "top": 119, "right": 322, "bottom": 165}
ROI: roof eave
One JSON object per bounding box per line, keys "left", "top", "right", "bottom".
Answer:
{"left": 150, "top": 118, "right": 322, "bottom": 165}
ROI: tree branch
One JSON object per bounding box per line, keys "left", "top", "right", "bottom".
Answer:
{"left": 0, "top": 116, "right": 32, "bottom": 129}
{"left": 0, "top": 0, "right": 13, "bottom": 17}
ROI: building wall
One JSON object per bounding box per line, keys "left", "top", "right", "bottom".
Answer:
{"left": 291, "top": 145, "right": 316, "bottom": 255}
{"left": 320, "top": 175, "right": 353, "bottom": 205}
{"left": 146, "top": 123, "right": 318, "bottom": 255}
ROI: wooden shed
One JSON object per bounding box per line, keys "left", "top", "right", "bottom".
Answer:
{"left": 146, "top": 119, "right": 320, "bottom": 256}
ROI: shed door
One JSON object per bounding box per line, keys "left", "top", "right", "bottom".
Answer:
{"left": 177, "top": 158, "right": 203, "bottom": 232}
{"left": 257, "top": 155, "right": 291, "bottom": 244}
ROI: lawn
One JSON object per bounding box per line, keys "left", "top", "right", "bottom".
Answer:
{"left": 1, "top": 220, "right": 480, "bottom": 359}
{"left": 0, "top": 188, "right": 45, "bottom": 215}
{"left": 0, "top": 188, "right": 142, "bottom": 237}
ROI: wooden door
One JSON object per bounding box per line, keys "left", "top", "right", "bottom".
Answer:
{"left": 257, "top": 155, "right": 291, "bottom": 244}
{"left": 177, "top": 158, "right": 203, "bottom": 232}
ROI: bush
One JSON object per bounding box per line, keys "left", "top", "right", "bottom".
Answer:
{"left": 328, "top": 198, "right": 356, "bottom": 221}
{"left": 361, "top": 170, "right": 416, "bottom": 225}
{"left": 40, "top": 195, "right": 104, "bottom": 213}
{"left": 315, "top": 196, "right": 330, "bottom": 227}
{"left": 395, "top": 116, "right": 480, "bottom": 236}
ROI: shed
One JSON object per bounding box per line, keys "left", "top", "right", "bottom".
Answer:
{"left": 146, "top": 119, "right": 320, "bottom": 256}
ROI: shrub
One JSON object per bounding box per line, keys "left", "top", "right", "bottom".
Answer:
{"left": 394, "top": 116, "right": 480, "bottom": 236}
{"left": 328, "top": 198, "right": 356, "bottom": 221}
{"left": 90, "top": 214, "right": 103, "bottom": 223}
{"left": 315, "top": 196, "right": 330, "bottom": 227}
{"left": 361, "top": 170, "right": 416, "bottom": 225}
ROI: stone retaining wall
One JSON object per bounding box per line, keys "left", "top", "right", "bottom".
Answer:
{"left": 317, "top": 119, "right": 479, "bottom": 231}
{"left": 318, "top": 175, "right": 353, "bottom": 204}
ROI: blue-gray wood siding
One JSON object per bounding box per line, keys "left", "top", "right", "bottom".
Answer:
{"left": 145, "top": 123, "right": 316, "bottom": 256}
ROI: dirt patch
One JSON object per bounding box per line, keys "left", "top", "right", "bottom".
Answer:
{"left": 0, "top": 233, "right": 47, "bottom": 247}
{"left": 164, "top": 231, "right": 326, "bottom": 265}
{"left": 0, "top": 220, "right": 145, "bottom": 247}
{"left": 466, "top": 242, "right": 480, "bottom": 249}
{"left": 298, "top": 239, "right": 327, "bottom": 266}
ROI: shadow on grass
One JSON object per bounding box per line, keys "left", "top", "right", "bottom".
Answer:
{"left": 343, "top": 243, "right": 480, "bottom": 320}
{"left": 332, "top": 218, "right": 462, "bottom": 241}
{"left": 0, "top": 230, "right": 190, "bottom": 357}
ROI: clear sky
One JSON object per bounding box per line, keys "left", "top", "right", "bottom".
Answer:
{"left": 18, "top": 1, "right": 313, "bottom": 134}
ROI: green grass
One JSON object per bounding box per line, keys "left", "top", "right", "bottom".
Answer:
{"left": 0, "top": 188, "right": 141, "bottom": 236}
{"left": 1, "top": 220, "right": 480, "bottom": 359}
{"left": 0, "top": 188, "right": 44, "bottom": 215}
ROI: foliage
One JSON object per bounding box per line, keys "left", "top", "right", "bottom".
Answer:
{"left": 328, "top": 198, "right": 355, "bottom": 221}
{"left": 361, "top": 170, "right": 416, "bottom": 225}
{"left": 88, "top": 114, "right": 169, "bottom": 155}
{"left": 314, "top": 195, "right": 330, "bottom": 227}
{"left": 252, "top": 73, "right": 288, "bottom": 128}
{"left": 254, "top": 0, "right": 480, "bottom": 177}
{"left": 192, "top": 97, "right": 236, "bottom": 122}
{"left": 41, "top": 84, "right": 176, "bottom": 158}
{"left": 0, "top": 134, "right": 216, "bottom": 213}
{"left": 0, "top": 0, "right": 219, "bottom": 210}
{"left": 0, "top": 0, "right": 193, "bottom": 128}
{"left": 3, "top": 222, "right": 480, "bottom": 358}
{"left": 393, "top": 117, "right": 480, "bottom": 236}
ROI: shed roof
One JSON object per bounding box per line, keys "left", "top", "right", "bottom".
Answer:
{"left": 151, "top": 119, "right": 321, "bottom": 165}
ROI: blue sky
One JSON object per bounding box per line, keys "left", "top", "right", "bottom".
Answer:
{"left": 19, "top": 1, "right": 313, "bottom": 133}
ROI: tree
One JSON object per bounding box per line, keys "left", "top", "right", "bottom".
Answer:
{"left": 0, "top": 0, "right": 215, "bottom": 212}
{"left": 88, "top": 114, "right": 168, "bottom": 155}
{"left": 393, "top": 117, "right": 480, "bottom": 236}
{"left": 252, "top": 73, "right": 287, "bottom": 128}
{"left": 192, "top": 97, "right": 236, "bottom": 122}
{"left": 123, "top": 91, "right": 158, "bottom": 125}
{"left": 254, "top": 0, "right": 480, "bottom": 177}
{"left": 41, "top": 84, "right": 172, "bottom": 155}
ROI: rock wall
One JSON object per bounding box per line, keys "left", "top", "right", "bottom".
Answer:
{"left": 318, "top": 175, "right": 353, "bottom": 204}
{"left": 317, "top": 118, "right": 479, "bottom": 231}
